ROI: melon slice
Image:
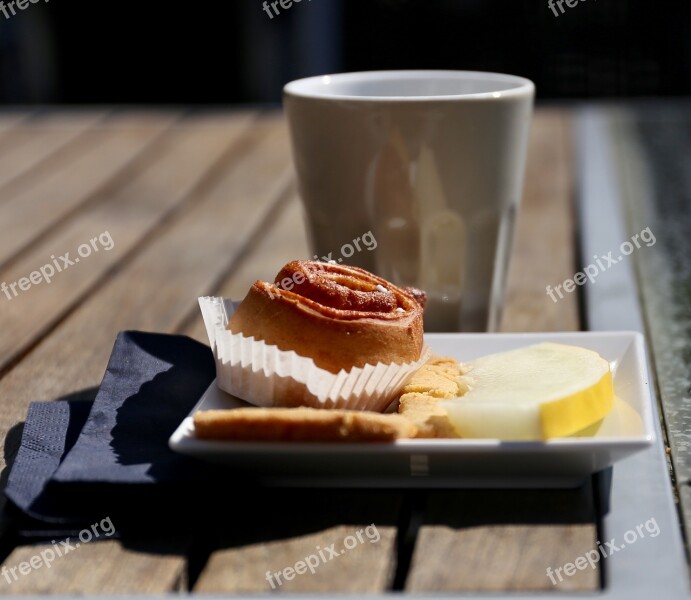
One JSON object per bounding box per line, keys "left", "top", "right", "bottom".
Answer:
{"left": 441, "top": 343, "right": 615, "bottom": 440}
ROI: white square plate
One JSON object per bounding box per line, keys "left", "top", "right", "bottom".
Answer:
{"left": 169, "top": 332, "right": 655, "bottom": 488}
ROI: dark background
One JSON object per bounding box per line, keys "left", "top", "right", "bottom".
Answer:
{"left": 0, "top": 0, "right": 689, "bottom": 104}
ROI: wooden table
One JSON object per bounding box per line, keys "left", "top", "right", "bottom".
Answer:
{"left": 0, "top": 107, "right": 606, "bottom": 595}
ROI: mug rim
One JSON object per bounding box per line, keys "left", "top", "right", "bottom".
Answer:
{"left": 283, "top": 70, "right": 535, "bottom": 102}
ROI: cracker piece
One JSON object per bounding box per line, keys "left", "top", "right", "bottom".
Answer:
{"left": 193, "top": 407, "right": 418, "bottom": 442}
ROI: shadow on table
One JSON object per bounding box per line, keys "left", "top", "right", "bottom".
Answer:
{"left": 419, "top": 479, "right": 599, "bottom": 528}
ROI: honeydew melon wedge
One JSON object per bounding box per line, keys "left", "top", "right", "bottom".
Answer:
{"left": 441, "top": 343, "right": 615, "bottom": 440}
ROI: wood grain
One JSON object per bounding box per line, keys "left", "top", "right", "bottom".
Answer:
{"left": 182, "top": 195, "right": 308, "bottom": 343}
{"left": 0, "top": 111, "right": 107, "bottom": 194}
{"left": 1, "top": 538, "right": 188, "bottom": 595}
{"left": 405, "top": 110, "right": 599, "bottom": 593}
{"left": 0, "top": 111, "right": 177, "bottom": 268}
{"left": 193, "top": 491, "right": 400, "bottom": 594}
{"left": 0, "top": 112, "right": 304, "bottom": 594}
{"left": 405, "top": 487, "right": 599, "bottom": 592}
{"left": 500, "top": 109, "right": 579, "bottom": 332}
{"left": 0, "top": 112, "right": 253, "bottom": 374}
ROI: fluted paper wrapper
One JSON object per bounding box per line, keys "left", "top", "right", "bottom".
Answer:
{"left": 198, "top": 296, "right": 431, "bottom": 412}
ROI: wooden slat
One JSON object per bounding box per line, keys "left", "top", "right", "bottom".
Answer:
{"left": 193, "top": 490, "right": 399, "bottom": 594}
{"left": 405, "top": 110, "right": 599, "bottom": 593}
{"left": 0, "top": 112, "right": 250, "bottom": 374}
{"left": 0, "top": 112, "right": 107, "bottom": 194}
{"left": 0, "top": 112, "right": 179, "bottom": 269}
{"left": 1, "top": 539, "right": 188, "bottom": 595}
{"left": 182, "top": 196, "right": 308, "bottom": 343}
{"left": 405, "top": 487, "right": 598, "bottom": 593}
{"left": 500, "top": 109, "right": 579, "bottom": 332}
{"left": 0, "top": 113, "right": 302, "bottom": 594}
{"left": 0, "top": 110, "right": 259, "bottom": 444}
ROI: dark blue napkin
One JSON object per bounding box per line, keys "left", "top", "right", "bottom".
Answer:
{"left": 4, "top": 331, "right": 217, "bottom": 534}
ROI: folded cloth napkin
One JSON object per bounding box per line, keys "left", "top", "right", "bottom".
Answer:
{"left": 5, "top": 331, "right": 219, "bottom": 536}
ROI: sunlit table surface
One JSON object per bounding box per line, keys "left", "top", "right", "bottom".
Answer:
{"left": 0, "top": 105, "right": 685, "bottom": 597}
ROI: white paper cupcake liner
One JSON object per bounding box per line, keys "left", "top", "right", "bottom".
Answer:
{"left": 198, "top": 296, "right": 431, "bottom": 412}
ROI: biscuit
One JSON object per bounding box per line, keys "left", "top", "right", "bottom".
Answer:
{"left": 193, "top": 407, "right": 417, "bottom": 442}
{"left": 397, "top": 355, "right": 467, "bottom": 438}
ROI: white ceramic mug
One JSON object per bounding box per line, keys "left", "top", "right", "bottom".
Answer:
{"left": 284, "top": 70, "right": 534, "bottom": 332}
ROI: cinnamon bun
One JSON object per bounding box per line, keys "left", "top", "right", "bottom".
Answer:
{"left": 227, "top": 261, "right": 425, "bottom": 373}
